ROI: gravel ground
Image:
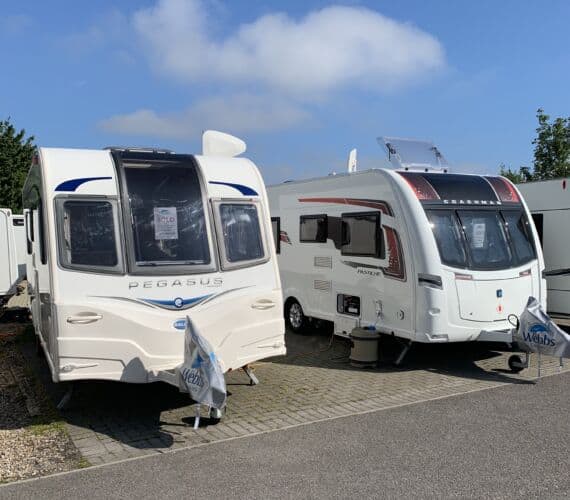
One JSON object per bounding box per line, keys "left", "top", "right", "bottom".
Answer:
{"left": 0, "top": 323, "right": 83, "bottom": 484}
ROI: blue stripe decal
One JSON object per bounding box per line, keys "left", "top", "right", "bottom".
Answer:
{"left": 55, "top": 177, "right": 113, "bottom": 192}
{"left": 209, "top": 181, "right": 258, "bottom": 196}
{"left": 139, "top": 294, "right": 213, "bottom": 310}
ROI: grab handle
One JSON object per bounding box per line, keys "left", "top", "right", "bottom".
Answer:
{"left": 251, "top": 299, "right": 276, "bottom": 310}
{"left": 67, "top": 314, "right": 102, "bottom": 324}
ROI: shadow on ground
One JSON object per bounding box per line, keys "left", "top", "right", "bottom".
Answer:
{"left": 274, "top": 324, "right": 531, "bottom": 386}
{"left": 14, "top": 321, "right": 535, "bottom": 454}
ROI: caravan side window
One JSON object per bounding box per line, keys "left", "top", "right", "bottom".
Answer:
{"left": 341, "top": 212, "right": 384, "bottom": 258}
{"left": 25, "top": 210, "right": 33, "bottom": 254}
{"left": 531, "top": 213, "right": 544, "bottom": 247}
{"left": 56, "top": 199, "right": 123, "bottom": 273}
{"left": 300, "top": 214, "right": 327, "bottom": 243}
{"left": 215, "top": 202, "right": 267, "bottom": 269}
{"left": 271, "top": 217, "right": 281, "bottom": 254}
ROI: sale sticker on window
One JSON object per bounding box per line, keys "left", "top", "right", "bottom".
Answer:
{"left": 472, "top": 221, "right": 486, "bottom": 249}
{"left": 154, "top": 207, "right": 178, "bottom": 240}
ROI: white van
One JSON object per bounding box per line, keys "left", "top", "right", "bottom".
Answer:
{"left": 22, "top": 132, "right": 285, "bottom": 385}
{"left": 516, "top": 178, "right": 570, "bottom": 323}
{"left": 0, "top": 208, "right": 26, "bottom": 299}
{"left": 268, "top": 138, "right": 545, "bottom": 359}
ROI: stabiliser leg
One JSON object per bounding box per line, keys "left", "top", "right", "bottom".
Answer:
{"left": 394, "top": 340, "right": 413, "bottom": 367}
{"left": 242, "top": 365, "right": 259, "bottom": 386}
{"left": 56, "top": 383, "right": 74, "bottom": 411}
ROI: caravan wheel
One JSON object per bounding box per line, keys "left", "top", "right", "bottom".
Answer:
{"left": 286, "top": 299, "right": 308, "bottom": 334}
{"left": 508, "top": 355, "right": 524, "bottom": 373}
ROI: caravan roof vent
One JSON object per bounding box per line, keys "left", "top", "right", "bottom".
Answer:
{"left": 378, "top": 136, "right": 449, "bottom": 173}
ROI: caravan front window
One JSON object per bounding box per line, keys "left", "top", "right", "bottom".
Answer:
{"left": 121, "top": 159, "right": 212, "bottom": 272}
{"left": 427, "top": 210, "right": 467, "bottom": 268}
{"left": 457, "top": 211, "right": 511, "bottom": 270}
{"left": 215, "top": 202, "right": 267, "bottom": 269}
{"left": 502, "top": 210, "right": 535, "bottom": 265}
{"left": 57, "top": 199, "right": 122, "bottom": 272}
{"left": 426, "top": 209, "right": 536, "bottom": 270}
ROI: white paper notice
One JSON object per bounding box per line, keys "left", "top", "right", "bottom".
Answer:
{"left": 154, "top": 207, "right": 178, "bottom": 240}
{"left": 472, "top": 222, "right": 486, "bottom": 248}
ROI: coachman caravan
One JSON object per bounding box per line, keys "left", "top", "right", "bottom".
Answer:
{"left": 517, "top": 178, "right": 570, "bottom": 323}
{"left": 0, "top": 208, "right": 26, "bottom": 299}
{"left": 268, "top": 138, "right": 544, "bottom": 358}
{"left": 22, "top": 131, "right": 285, "bottom": 385}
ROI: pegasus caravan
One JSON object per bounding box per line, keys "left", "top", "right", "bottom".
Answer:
{"left": 268, "top": 138, "right": 545, "bottom": 355}
{"left": 517, "top": 178, "right": 570, "bottom": 323}
{"left": 0, "top": 208, "right": 26, "bottom": 299}
{"left": 22, "top": 131, "right": 285, "bottom": 385}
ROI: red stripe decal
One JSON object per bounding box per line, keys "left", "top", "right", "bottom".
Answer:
{"left": 298, "top": 197, "right": 393, "bottom": 216}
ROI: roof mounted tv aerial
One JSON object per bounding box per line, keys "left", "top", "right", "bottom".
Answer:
{"left": 202, "top": 130, "right": 246, "bottom": 157}
{"left": 378, "top": 136, "right": 449, "bottom": 173}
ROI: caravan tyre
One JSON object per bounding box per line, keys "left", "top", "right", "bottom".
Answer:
{"left": 508, "top": 354, "right": 524, "bottom": 373}
{"left": 286, "top": 299, "right": 308, "bottom": 334}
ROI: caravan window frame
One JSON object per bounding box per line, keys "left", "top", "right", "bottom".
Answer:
{"left": 25, "top": 210, "right": 33, "bottom": 255}
{"left": 299, "top": 214, "right": 328, "bottom": 243}
{"left": 271, "top": 217, "right": 281, "bottom": 254}
{"left": 115, "top": 154, "right": 219, "bottom": 276}
{"left": 212, "top": 198, "right": 270, "bottom": 271}
{"left": 340, "top": 211, "right": 384, "bottom": 258}
{"left": 426, "top": 207, "right": 537, "bottom": 271}
{"left": 54, "top": 195, "right": 125, "bottom": 275}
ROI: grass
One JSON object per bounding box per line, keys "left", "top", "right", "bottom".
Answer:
{"left": 77, "top": 457, "right": 91, "bottom": 469}
{"left": 27, "top": 420, "right": 67, "bottom": 436}
{"left": 4, "top": 323, "right": 93, "bottom": 471}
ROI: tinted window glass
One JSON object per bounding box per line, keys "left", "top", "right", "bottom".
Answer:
{"left": 503, "top": 211, "right": 536, "bottom": 264}
{"left": 271, "top": 217, "right": 280, "bottom": 254}
{"left": 61, "top": 201, "right": 117, "bottom": 267}
{"left": 341, "top": 212, "right": 383, "bottom": 257}
{"left": 300, "top": 215, "right": 327, "bottom": 242}
{"left": 220, "top": 204, "right": 264, "bottom": 263}
{"left": 422, "top": 173, "right": 498, "bottom": 202}
{"left": 123, "top": 162, "right": 210, "bottom": 266}
{"left": 457, "top": 211, "right": 511, "bottom": 270}
{"left": 426, "top": 210, "right": 467, "bottom": 268}
{"left": 531, "top": 213, "right": 544, "bottom": 247}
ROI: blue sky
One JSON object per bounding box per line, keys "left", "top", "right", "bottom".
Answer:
{"left": 1, "top": 0, "right": 569, "bottom": 183}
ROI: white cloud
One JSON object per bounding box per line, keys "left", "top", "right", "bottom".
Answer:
{"left": 133, "top": 0, "right": 445, "bottom": 95}
{"left": 99, "top": 93, "right": 310, "bottom": 139}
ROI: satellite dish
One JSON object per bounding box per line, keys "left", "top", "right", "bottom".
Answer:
{"left": 202, "top": 130, "right": 246, "bottom": 157}
{"left": 347, "top": 148, "right": 357, "bottom": 173}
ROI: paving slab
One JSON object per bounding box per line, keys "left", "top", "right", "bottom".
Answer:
{"left": 21, "top": 328, "right": 570, "bottom": 466}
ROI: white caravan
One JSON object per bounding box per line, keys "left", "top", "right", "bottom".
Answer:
{"left": 268, "top": 138, "right": 545, "bottom": 356}
{"left": 517, "top": 178, "right": 570, "bottom": 322}
{"left": 0, "top": 208, "right": 26, "bottom": 298}
{"left": 22, "top": 131, "right": 285, "bottom": 385}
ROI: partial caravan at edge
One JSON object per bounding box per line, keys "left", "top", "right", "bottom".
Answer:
{"left": 22, "top": 132, "right": 285, "bottom": 384}
{"left": 268, "top": 137, "right": 545, "bottom": 346}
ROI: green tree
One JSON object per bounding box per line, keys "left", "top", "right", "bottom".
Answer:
{"left": 499, "top": 109, "right": 570, "bottom": 182}
{"left": 0, "top": 118, "right": 35, "bottom": 213}
{"left": 532, "top": 108, "right": 570, "bottom": 179}
{"left": 499, "top": 163, "right": 531, "bottom": 184}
